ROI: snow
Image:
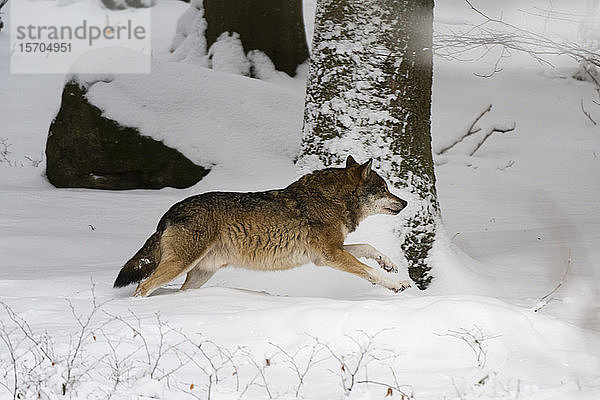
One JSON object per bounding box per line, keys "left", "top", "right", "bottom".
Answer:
{"left": 170, "top": 0, "right": 208, "bottom": 66}
{"left": 1, "top": 1, "right": 600, "bottom": 399}
{"left": 208, "top": 32, "right": 251, "bottom": 76}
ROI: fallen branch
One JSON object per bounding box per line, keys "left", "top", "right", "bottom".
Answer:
{"left": 497, "top": 160, "right": 515, "bottom": 171}
{"left": 436, "top": 104, "right": 516, "bottom": 157}
{"left": 533, "top": 249, "right": 572, "bottom": 312}
{"left": 581, "top": 99, "right": 598, "bottom": 125}
{"left": 437, "top": 104, "right": 492, "bottom": 155}
{"left": 469, "top": 122, "right": 516, "bottom": 156}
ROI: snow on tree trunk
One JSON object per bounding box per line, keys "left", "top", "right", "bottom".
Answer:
{"left": 297, "top": 0, "right": 439, "bottom": 289}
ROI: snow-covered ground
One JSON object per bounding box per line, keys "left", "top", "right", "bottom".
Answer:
{"left": 1, "top": 1, "right": 599, "bottom": 399}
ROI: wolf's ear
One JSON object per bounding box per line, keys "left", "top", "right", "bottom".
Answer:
{"left": 360, "top": 159, "right": 373, "bottom": 180}
{"left": 345, "top": 155, "right": 358, "bottom": 168}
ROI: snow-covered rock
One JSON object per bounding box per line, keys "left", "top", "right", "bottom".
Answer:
{"left": 67, "top": 50, "right": 304, "bottom": 180}
{"left": 47, "top": 80, "right": 209, "bottom": 189}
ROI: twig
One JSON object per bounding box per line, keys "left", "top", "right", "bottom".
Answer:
{"left": 104, "top": 309, "right": 153, "bottom": 372}
{"left": 0, "top": 303, "right": 54, "bottom": 362}
{"left": 469, "top": 122, "right": 516, "bottom": 156}
{"left": 581, "top": 99, "right": 597, "bottom": 125}
{"left": 242, "top": 354, "right": 273, "bottom": 399}
{"left": 437, "top": 104, "right": 492, "bottom": 155}
{"left": 98, "top": 330, "right": 131, "bottom": 396}
{"left": 62, "top": 281, "right": 113, "bottom": 395}
{"left": 497, "top": 160, "right": 515, "bottom": 171}
{"left": 313, "top": 329, "right": 392, "bottom": 393}
{"left": 208, "top": 374, "right": 213, "bottom": 400}
{"left": 533, "top": 249, "right": 572, "bottom": 312}
{"left": 0, "top": 322, "right": 19, "bottom": 400}
{"left": 356, "top": 378, "right": 412, "bottom": 398}
{"left": 0, "top": 138, "right": 11, "bottom": 163}
{"left": 582, "top": 63, "right": 600, "bottom": 88}
{"left": 269, "top": 341, "right": 327, "bottom": 397}
{"left": 435, "top": 325, "right": 501, "bottom": 368}
{"left": 473, "top": 47, "right": 509, "bottom": 78}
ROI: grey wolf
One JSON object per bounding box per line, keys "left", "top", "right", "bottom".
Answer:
{"left": 114, "top": 155, "right": 410, "bottom": 297}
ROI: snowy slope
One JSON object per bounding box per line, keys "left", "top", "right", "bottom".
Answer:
{"left": 1, "top": 1, "right": 599, "bottom": 399}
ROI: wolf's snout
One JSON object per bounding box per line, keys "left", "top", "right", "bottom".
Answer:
{"left": 384, "top": 196, "right": 407, "bottom": 214}
{"left": 388, "top": 203, "right": 406, "bottom": 214}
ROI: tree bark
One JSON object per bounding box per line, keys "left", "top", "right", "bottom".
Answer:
{"left": 298, "top": 0, "right": 439, "bottom": 289}
{"left": 203, "top": 0, "right": 309, "bottom": 76}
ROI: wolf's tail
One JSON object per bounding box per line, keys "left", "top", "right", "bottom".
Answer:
{"left": 113, "top": 231, "right": 162, "bottom": 288}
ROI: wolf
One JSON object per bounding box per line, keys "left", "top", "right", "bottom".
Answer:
{"left": 114, "top": 155, "right": 410, "bottom": 297}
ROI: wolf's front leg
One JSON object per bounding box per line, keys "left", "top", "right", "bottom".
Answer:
{"left": 320, "top": 248, "right": 410, "bottom": 293}
{"left": 343, "top": 244, "right": 399, "bottom": 273}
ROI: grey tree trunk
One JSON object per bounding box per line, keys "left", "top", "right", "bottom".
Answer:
{"left": 297, "top": 0, "right": 439, "bottom": 289}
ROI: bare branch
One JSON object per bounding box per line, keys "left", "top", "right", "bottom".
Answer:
{"left": 473, "top": 46, "right": 509, "bottom": 77}
{"left": 497, "top": 160, "right": 515, "bottom": 171}
{"left": 435, "top": 325, "right": 501, "bottom": 368}
{"left": 355, "top": 379, "right": 412, "bottom": 398}
{"left": 533, "top": 249, "right": 572, "bottom": 312}
{"left": 469, "top": 122, "right": 516, "bottom": 156}
{"left": 434, "top": 1, "right": 600, "bottom": 70}
{"left": 242, "top": 352, "right": 274, "bottom": 399}
{"left": 0, "top": 322, "right": 19, "bottom": 400}
{"left": 437, "top": 104, "right": 492, "bottom": 155}
{"left": 269, "top": 341, "right": 327, "bottom": 397}
{"left": 581, "top": 99, "right": 598, "bottom": 125}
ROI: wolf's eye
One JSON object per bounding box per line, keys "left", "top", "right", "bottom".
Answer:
{"left": 371, "top": 186, "right": 385, "bottom": 195}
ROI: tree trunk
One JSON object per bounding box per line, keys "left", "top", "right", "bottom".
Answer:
{"left": 203, "top": 0, "right": 309, "bottom": 76}
{"left": 297, "top": 0, "right": 439, "bottom": 289}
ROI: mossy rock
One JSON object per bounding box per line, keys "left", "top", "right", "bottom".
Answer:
{"left": 46, "top": 81, "right": 209, "bottom": 190}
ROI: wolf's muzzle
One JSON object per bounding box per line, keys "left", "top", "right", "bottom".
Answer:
{"left": 385, "top": 198, "right": 407, "bottom": 214}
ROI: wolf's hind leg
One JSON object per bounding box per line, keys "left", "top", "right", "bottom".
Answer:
{"left": 343, "top": 244, "right": 399, "bottom": 273}
{"left": 134, "top": 226, "right": 214, "bottom": 297}
{"left": 134, "top": 252, "right": 195, "bottom": 297}
{"left": 181, "top": 268, "right": 215, "bottom": 291}
{"left": 180, "top": 251, "right": 227, "bottom": 291}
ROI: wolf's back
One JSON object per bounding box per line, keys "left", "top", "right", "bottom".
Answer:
{"left": 113, "top": 231, "right": 162, "bottom": 288}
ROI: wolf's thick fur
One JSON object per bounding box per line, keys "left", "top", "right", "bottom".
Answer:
{"left": 114, "top": 156, "right": 410, "bottom": 297}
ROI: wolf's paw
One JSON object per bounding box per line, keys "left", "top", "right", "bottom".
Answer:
{"left": 390, "top": 280, "right": 411, "bottom": 293}
{"left": 133, "top": 285, "right": 146, "bottom": 298}
{"left": 375, "top": 254, "right": 399, "bottom": 273}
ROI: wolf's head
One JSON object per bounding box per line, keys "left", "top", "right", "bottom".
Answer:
{"left": 345, "top": 155, "right": 408, "bottom": 217}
